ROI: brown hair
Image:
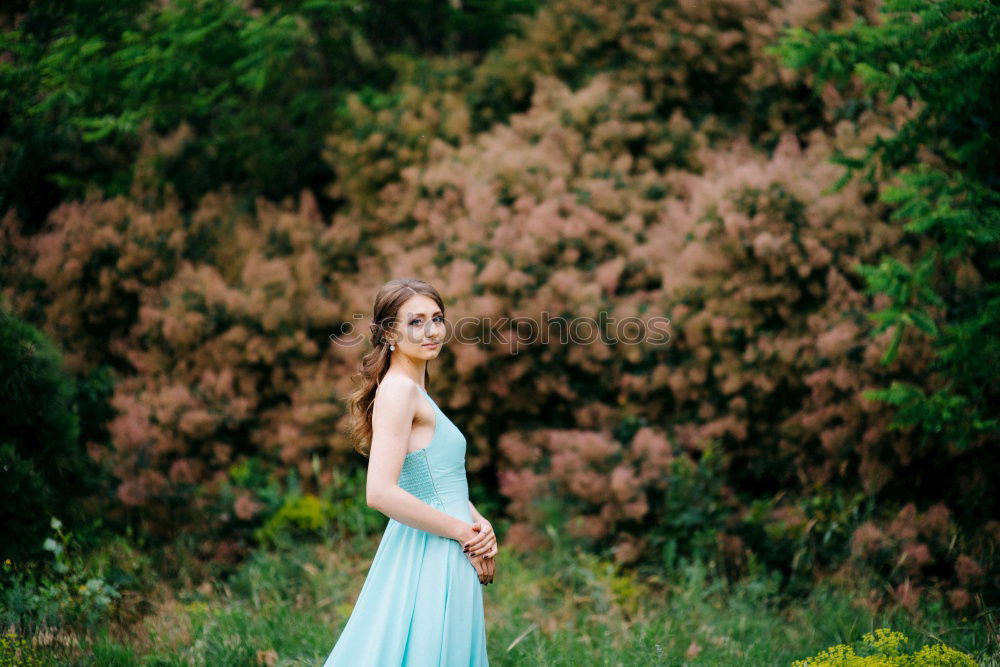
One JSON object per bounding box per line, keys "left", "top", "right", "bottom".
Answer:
{"left": 347, "top": 278, "right": 445, "bottom": 457}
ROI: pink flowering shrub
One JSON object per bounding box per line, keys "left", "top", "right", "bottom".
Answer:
{"left": 469, "top": 0, "right": 881, "bottom": 144}
{"left": 338, "top": 67, "right": 994, "bottom": 600}
{"left": 1, "top": 0, "right": 995, "bottom": 606}
{"left": 325, "top": 0, "right": 881, "bottom": 211}
{"left": 1, "top": 185, "right": 368, "bottom": 537}
{"left": 846, "top": 504, "right": 995, "bottom": 613}
{"left": 498, "top": 425, "right": 738, "bottom": 568}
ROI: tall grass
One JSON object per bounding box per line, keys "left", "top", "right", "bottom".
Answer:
{"left": 23, "top": 532, "right": 992, "bottom": 666}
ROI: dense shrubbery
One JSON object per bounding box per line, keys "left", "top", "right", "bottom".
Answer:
{"left": 0, "top": 0, "right": 541, "bottom": 232}
{"left": 1, "top": 0, "right": 997, "bottom": 621}
{"left": 325, "top": 65, "right": 989, "bottom": 604}
{"left": 322, "top": 0, "right": 882, "bottom": 212}
{"left": 0, "top": 185, "right": 362, "bottom": 541}
{"left": 0, "top": 307, "right": 103, "bottom": 563}
{"left": 773, "top": 0, "right": 1000, "bottom": 612}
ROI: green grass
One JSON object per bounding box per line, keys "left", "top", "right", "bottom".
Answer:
{"left": 20, "top": 534, "right": 998, "bottom": 666}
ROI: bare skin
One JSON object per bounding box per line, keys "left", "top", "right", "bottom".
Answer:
{"left": 365, "top": 294, "right": 498, "bottom": 584}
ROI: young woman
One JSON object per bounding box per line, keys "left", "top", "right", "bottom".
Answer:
{"left": 323, "top": 278, "right": 496, "bottom": 666}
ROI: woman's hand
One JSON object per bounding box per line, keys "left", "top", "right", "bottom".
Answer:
{"left": 457, "top": 521, "right": 496, "bottom": 584}
{"left": 462, "top": 519, "right": 497, "bottom": 560}
{"left": 455, "top": 523, "right": 495, "bottom": 585}
{"left": 466, "top": 554, "right": 496, "bottom": 586}
{"left": 467, "top": 551, "right": 495, "bottom": 585}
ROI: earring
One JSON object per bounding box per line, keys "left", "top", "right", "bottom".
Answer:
{"left": 389, "top": 343, "right": 395, "bottom": 351}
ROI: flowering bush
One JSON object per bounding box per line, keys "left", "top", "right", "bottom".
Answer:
{"left": 1, "top": 0, "right": 996, "bottom": 606}
{"left": 791, "top": 628, "right": 975, "bottom": 666}
{"left": 456, "top": 0, "right": 882, "bottom": 144}
{"left": 0, "top": 630, "right": 42, "bottom": 667}
{"left": 1, "top": 185, "right": 366, "bottom": 539}
{"left": 847, "top": 503, "right": 996, "bottom": 614}
{"left": 346, "top": 68, "right": 943, "bottom": 585}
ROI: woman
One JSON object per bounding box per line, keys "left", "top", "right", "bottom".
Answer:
{"left": 323, "top": 278, "right": 496, "bottom": 666}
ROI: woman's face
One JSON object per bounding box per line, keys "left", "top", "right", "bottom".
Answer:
{"left": 388, "top": 294, "right": 444, "bottom": 359}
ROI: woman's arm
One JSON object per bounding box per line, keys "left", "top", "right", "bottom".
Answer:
{"left": 369, "top": 487, "right": 472, "bottom": 542}
{"left": 366, "top": 378, "right": 478, "bottom": 544}
{"left": 468, "top": 500, "right": 484, "bottom": 523}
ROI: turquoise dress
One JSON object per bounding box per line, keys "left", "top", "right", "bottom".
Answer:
{"left": 323, "top": 384, "right": 489, "bottom": 666}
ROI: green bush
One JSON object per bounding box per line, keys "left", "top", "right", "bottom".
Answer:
{"left": 641, "top": 444, "right": 736, "bottom": 575}
{"left": 322, "top": 466, "right": 389, "bottom": 541}
{"left": 255, "top": 494, "right": 336, "bottom": 547}
{"left": 773, "top": 0, "right": 1000, "bottom": 609}
{"left": 0, "top": 307, "right": 95, "bottom": 564}
{"left": 791, "top": 628, "right": 975, "bottom": 666}
{"left": 742, "top": 490, "right": 870, "bottom": 596}
{"left": 252, "top": 465, "right": 386, "bottom": 547}
{"left": 0, "top": 517, "right": 121, "bottom": 635}
{"left": 0, "top": 629, "right": 42, "bottom": 666}
{"left": 0, "top": 0, "right": 542, "bottom": 231}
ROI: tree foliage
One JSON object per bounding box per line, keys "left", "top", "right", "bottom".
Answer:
{"left": 0, "top": 307, "right": 99, "bottom": 563}
{"left": 773, "top": 0, "right": 1000, "bottom": 451}
{"left": 0, "top": 0, "right": 541, "bottom": 231}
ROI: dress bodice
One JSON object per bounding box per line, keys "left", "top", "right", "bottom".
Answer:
{"left": 396, "top": 385, "right": 469, "bottom": 509}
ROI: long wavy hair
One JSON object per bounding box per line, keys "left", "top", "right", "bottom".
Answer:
{"left": 348, "top": 278, "right": 445, "bottom": 457}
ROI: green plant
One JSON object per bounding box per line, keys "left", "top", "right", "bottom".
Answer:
{"left": 0, "top": 517, "right": 120, "bottom": 634}
{"left": 644, "top": 444, "right": 735, "bottom": 574}
{"left": 743, "top": 489, "right": 871, "bottom": 595}
{"left": 321, "top": 465, "right": 388, "bottom": 540}
{"left": 255, "top": 494, "right": 336, "bottom": 547}
{"left": 215, "top": 459, "right": 385, "bottom": 551}
{"left": 40, "top": 517, "right": 120, "bottom": 628}
{"left": 0, "top": 307, "right": 95, "bottom": 565}
{"left": 0, "top": 629, "right": 42, "bottom": 666}
{"left": 791, "top": 627, "right": 976, "bottom": 666}
{"left": 773, "top": 0, "right": 1000, "bottom": 452}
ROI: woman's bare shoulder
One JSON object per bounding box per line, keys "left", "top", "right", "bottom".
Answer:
{"left": 373, "top": 374, "right": 420, "bottom": 406}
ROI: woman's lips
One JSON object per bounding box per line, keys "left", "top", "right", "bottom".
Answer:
{"left": 422, "top": 343, "right": 439, "bottom": 348}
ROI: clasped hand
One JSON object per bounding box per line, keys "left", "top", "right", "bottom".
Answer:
{"left": 461, "top": 519, "right": 497, "bottom": 585}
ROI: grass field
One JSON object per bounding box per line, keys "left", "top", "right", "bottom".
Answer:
{"left": 16, "top": 530, "right": 995, "bottom": 666}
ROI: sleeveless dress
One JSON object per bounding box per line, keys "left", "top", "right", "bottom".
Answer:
{"left": 322, "top": 384, "right": 489, "bottom": 666}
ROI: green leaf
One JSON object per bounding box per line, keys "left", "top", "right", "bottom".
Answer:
{"left": 909, "top": 310, "right": 937, "bottom": 336}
